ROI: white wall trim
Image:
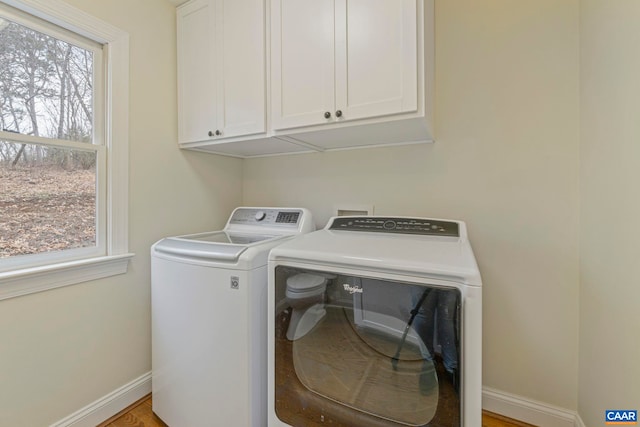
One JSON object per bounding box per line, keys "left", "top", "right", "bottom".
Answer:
{"left": 49, "top": 372, "right": 151, "bottom": 427}
{"left": 1, "top": 0, "right": 126, "bottom": 43}
{"left": 49, "top": 379, "right": 587, "bottom": 427}
{"left": 483, "top": 386, "right": 580, "bottom": 427}
{"left": 0, "top": 254, "right": 133, "bottom": 301}
{"left": 574, "top": 413, "right": 587, "bottom": 427}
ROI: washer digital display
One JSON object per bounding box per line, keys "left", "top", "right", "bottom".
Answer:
{"left": 276, "top": 211, "right": 300, "bottom": 224}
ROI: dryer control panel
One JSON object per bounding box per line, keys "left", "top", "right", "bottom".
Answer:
{"left": 328, "top": 217, "right": 459, "bottom": 237}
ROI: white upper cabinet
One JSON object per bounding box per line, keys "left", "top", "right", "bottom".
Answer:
{"left": 177, "top": 0, "right": 266, "bottom": 144}
{"left": 175, "top": 0, "right": 433, "bottom": 157}
{"left": 271, "top": 0, "right": 419, "bottom": 131}
{"left": 270, "top": 0, "right": 335, "bottom": 130}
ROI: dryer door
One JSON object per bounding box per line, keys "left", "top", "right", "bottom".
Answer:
{"left": 272, "top": 266, "right": 462, "bottom": 427}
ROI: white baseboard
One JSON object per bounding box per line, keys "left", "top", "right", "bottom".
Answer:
{"left": 49, "top": 372, "right": 151, "bottom": 427}
{"left": 50, "top": 375, "right": 584, "bottom": 427}
{"left": 483, "top": 386, "right": 581, "bottom": 427}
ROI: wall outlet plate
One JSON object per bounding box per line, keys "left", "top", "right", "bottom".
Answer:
{"left": 334, "top": 204, "right": 374, "bottom": 217}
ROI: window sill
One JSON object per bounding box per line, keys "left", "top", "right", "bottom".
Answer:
{"left": 0, "top": 253, "right": 134, "bottom": 301}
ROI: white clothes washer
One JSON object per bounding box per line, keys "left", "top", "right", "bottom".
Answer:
{"left": 151, "top": 207, "right": 314, "bottom": 427}
{"left": 268, "top": 216, "right": 482, "bottom": 427}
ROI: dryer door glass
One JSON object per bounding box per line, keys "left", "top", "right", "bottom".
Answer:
{"left": 273, "top": 266, "right": 462, "bottom": 427}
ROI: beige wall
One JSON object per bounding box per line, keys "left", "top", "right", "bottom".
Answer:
{"left": 12, "top": 0, "right": 639, "bottom": 424}
{"left": 244, "top": 0, "right": 581, "bottom": 410}
{"left": 0, "top": 1, "right": 242, "bottom": 425}
{"left": 579, "top": 1, "right": 640, "bottom": 425}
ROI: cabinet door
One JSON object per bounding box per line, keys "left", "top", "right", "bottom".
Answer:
{"left": 271, "top": 0, "right": 336, "bottom": 130}
{"left": 216, "top": 0, "right": 266, "bottom": 138}
{"left": 335, "top": 0, "right": 418, "bottom": 121}
{"left": 177, "top": 0, "right": 217, "bottom": 144}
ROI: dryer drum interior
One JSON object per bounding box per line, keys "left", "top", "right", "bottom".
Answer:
{"left": 274, "top": 266, "right": 462, "bottom": 427}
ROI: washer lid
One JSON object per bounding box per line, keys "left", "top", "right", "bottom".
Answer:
{"left": 287, "top": 273, "right": 327, "bottom": 292}
{"left": 152, "top": 235, "right": 249, "bottom": 262}
{"left": 188, "top": 231, "right": 279, "bottom": 245}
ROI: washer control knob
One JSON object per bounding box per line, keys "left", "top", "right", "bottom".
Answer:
{"left": 255, "top": 211, "right": 267, "bottom": 221}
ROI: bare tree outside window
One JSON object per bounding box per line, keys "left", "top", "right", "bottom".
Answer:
{"left": 0, "top": 16, "right": 97, "bottom": 259}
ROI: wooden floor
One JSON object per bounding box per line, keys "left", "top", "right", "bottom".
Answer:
{"left": 99, "top": 394, "right": 536, "bottom": 427}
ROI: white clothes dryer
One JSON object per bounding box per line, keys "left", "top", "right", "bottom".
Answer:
{"left": 151, "top": 207, "right": 314, "bottom": 427}
{"left": 268, "top": 216, "right": 482, "bottom": 427}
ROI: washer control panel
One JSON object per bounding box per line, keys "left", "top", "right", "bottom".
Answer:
{"left": 228, "top": 208, "right": 302, "bottom": 227}
{"left": 329, "top": 217, "right": 459, "bottom": 237}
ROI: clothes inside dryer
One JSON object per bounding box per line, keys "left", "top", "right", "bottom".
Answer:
{"left": 273, "top": 266, "right": 462, "bottom": 427}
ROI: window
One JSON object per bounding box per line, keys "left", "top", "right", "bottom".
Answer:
{"left": 1, "top": 7, "right": 104, "bottom": 265}
{"left": 0, "top": 0, "right": 131, "bottom": 300}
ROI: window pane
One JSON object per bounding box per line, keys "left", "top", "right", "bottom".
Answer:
{"left": 0, "top": 141, "right": 96, "bottom": 258}
{"left": 0, "top": 16, "right": 94, "bottom": 143}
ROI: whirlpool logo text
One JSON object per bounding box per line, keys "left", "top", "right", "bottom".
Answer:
{"left": 342, "top": 284, "right": 363, "bottom": 294}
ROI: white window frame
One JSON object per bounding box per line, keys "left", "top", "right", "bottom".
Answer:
{"left": 0, "top": 0, "right": 132, "bottom": 300}
{"left": 0, "top": 4, "right": 107, "bottom": 270}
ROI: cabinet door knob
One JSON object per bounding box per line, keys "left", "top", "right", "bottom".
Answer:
{"left": 208, "top": 131, "right": 214, "bottom": 137}
{"left": 324, "top": 111, "right": 331, "bottom": 119}
{"left": 335, "top": 110, "right": 343, "bottom": 118}
{"left": 215, "top": 129, "right": 222, "bottom": 136}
